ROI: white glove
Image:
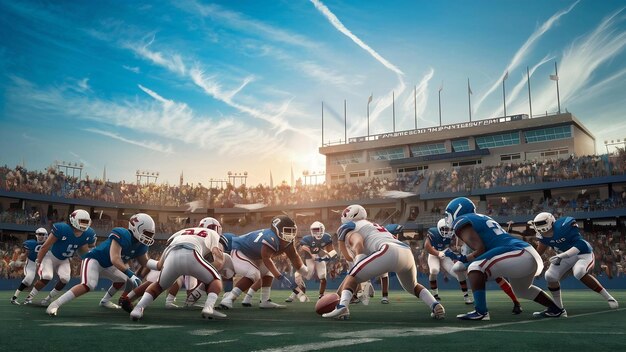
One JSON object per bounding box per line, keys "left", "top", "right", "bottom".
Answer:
{"left": 549, "top": 255, "right": 562, "bottom": 265}
{"left": 129, "top": 275, "right": 142, "bottom": 288}
{"left": 438, "top": 251, "right": 445, "bottom": 259}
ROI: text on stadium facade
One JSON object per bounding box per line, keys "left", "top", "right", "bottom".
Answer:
{"left": 349, "top": 114, "right": 528, "bottom": 143}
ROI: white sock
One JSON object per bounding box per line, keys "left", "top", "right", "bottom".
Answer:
{"left": 288, "top": 291, "right": 297, "bottom": 299}
{"left": 419, "top": 288, "right": 438, "bottom": 308}
{"left": 431, "top": 288, "right": 439, "bottom": 296}
{"left": 13, "top": 288, "right": 22, "bottom": 297}
{"left": 242, "top": 289, "right": 256, "bottom": 304}
{"left": 49, "top": 288, "right": 62, "bottom": 299}
{"left": 136, "top": 293, "right": 155, "bottom": 310}
{"left": 127, "top": 291, "right": 136, "bottom": 300}
{"left": 27, "top": 288, "right": 39, "bottom": 300}
{"left": 227, "top": 287, "right": 242, "bottom": 300}
{"left": 599, "top": 288, "right": 613, "bottom": 300}
{"left": 550, "top": 289, "right": 563, "bottom": 308}
{"left": 166, "top": 293, "right": 176, "bottom": 303}
{"left": 204, "top": 292, "right": 218, "bottom": 309}
{"left": 261, "top": 287, "right": 271, "bottom": 302}
{"left": 52, "top": 291, "right": 76, "bottom": 308}
{"left": 339, "top": 290, "right": 353, "bottom": 307}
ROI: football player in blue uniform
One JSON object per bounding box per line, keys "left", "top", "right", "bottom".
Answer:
{"left": 285, "top": 221, "right": 335, "bottom": 302}
{"left": 444, "top": 197, "right": 563, "bottom": 320}
{"left": 24, "top": 209, "right": 97, "bottom": 306}
{"left": 11, "top": 228, "right": 48, "bottom": 305}
{"left": 530, "top": 212, "right": 618, "bottom": 315}
{"left": 424, "top": 219, "right": 473, "bottom": 304}
{"left": 46, "top": 213, "right": 157, "bottom": 316}
{"left": 219, "top": 215, "right": 308, "bottom": 309}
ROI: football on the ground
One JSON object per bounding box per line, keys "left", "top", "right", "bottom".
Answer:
{"left": 315, "top": 293, "right": 340, "bottom": 315}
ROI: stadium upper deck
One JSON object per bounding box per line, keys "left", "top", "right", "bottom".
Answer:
{"left": 319, "top": 112, "right": 596, "bottom": 185}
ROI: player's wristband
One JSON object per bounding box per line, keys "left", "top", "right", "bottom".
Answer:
{"left": 124, "top": 268, "right": 135, "bottom": 278}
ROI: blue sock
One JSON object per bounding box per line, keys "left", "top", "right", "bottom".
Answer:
{"left": 473, "top": 290, "right": 487, "bottom": 314}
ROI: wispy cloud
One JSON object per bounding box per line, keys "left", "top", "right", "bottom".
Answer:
{"left": 84, "top": 128, "right": 174, "bottom": 154}
{"left": 122, "top": 65, "right": 140, "bottom": 73}
{"left": 124, "top": 33, "right": 186, "bottom": 75}
{"left": 474, "top": 0, "right": 580, "bottom": 115}
{"left": 77, "top": 78, "right": 91, "bottom": 92}
{"left": 68, "top": 151, "right": 91, "bottom": 168}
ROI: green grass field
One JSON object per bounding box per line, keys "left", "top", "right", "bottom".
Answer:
{"left": 1, "top": 289, "right": 625, "bottom": 352}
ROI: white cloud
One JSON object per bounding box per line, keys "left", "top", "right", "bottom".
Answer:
{"left": 122, "top": 65, "right": 140, "bottom": 73}
{"left": 84, "top": 128, "right": 174, "bottom": 154}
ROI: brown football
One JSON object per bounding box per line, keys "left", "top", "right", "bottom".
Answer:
{"left": 315, "top": 293, "right": 340, "bottom": 315}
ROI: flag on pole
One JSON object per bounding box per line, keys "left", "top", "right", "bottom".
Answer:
{"left": 368, "top": 94, "right": 373, "bottom": 103}
{"left": 503, "top": 71, "right": 509, "bottom": 81}
{"left": 549, "top": 74, "right": 559, "bottom": 81}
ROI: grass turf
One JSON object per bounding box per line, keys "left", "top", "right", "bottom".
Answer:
{"left": 0, "top": 289, "right": 624, "bottom": 351}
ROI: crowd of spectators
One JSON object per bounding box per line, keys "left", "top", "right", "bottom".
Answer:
{"left": 427, "top": 152, "right": 626, "bottom": 193}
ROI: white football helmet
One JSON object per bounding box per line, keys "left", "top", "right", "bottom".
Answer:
{"left": 530, "top": 212, "right": 555, "bottom": 235}
{"left": 128, "top": 213, "right": 156, "bottom": 246}
{"left": 437, "top": 218, "right": 453, "bottom": 238}
{"left": 310, "top": 221, "right": 325, "bottom": 240}
{"left": 69, "top": 209, "right": 92, "bottom": 231}
{"left": 198, "top": 217, "right": 223, "bottom": 236}
{"left": 341, "top": 205, "right": 367, "bottom": 224}
{"left": 35, "top": 227, "right": 48, "bottom": 243}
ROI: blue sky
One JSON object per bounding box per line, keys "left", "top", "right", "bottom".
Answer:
{"left": 1, "top": 0, "right": 625, "bottom": 187}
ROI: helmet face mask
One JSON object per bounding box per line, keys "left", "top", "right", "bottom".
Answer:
{"left": 35, "top": 227, "right": 48, "bottom": 244}
{"left": 198, "top": 217, "right": 223, "bottom": 236}
{"left": 129, "top": 213, "right": 156, "bottom": 246}
{"left": 271, "top": 215, "right": 297, "bottom": 242}
{"left": 341, "top": 205, "right": 367, "bottom": 224}
{"left": 530, "top": 212, "right": 555, "bottom": 237}
{"left": 310, "top": 221, "right": 325, "bottom": 240}
{"left": 437, "top": 218, "right": 453, "bottom": 238}
{"left": 70, "top": 209, "right": 92, "bottom": 231}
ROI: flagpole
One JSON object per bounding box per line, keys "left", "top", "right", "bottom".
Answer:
{"left": 392, "top": 91, "right": 396, "bottom": 132}
{"left": 555, "top": 61, "right": 561, "bottom": 114}
{"left": 467, "top": 78, "right": 472, "bottom": 122}
{"left": 438, "top": 86, "right": 442, "bottom": 126}
{"left": 414, "top": 85, "right": 417, "bottom": 129}
{"left": 527, "top": 66, "right": 533, "bottom": 118}
{"left": 321, "top": 101, "right": 324, "bottom": 146}
{"left": 344, "top": 99, "right": 347, "bottom": 143}
{"left": 367, "top": 94, "right": 372, "bottom": 138}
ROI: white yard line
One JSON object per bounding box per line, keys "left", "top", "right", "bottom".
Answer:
{"left": 252, "top": 338, "right": 382, "bottom": 352}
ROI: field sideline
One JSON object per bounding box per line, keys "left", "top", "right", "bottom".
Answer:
{"left": 1, "top": 290, "right": 625, "bottom": 351}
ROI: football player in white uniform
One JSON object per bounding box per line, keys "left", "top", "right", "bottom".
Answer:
{"left": 11, "top": 228, "right": 48, "bottom": 304}
{"left": 130, "top": 224, "right": 227, "bottom": 320}
{"left": 323, "top": 205, "right": 445, "bottom": 320}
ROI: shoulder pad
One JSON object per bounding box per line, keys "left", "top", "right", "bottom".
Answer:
{"left": 337, "top": 222, "right": 356, "bottom": 241}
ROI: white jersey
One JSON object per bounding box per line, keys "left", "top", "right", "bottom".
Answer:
{"left": 168, "top": 227, "right": 220, "bottom": 258}
{"left": 338, "top": 219, "right": 407, "bottom": 255}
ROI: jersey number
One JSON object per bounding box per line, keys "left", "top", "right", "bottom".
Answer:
{"left": 183, "top": 229, "right": 208, "bottom": 238}
{"left": 62, "top": 244, "right": 78, "bottom": 258}
{"left": 253, "top": 232, "right": 264, "bottom": 243}
{"left": 486, "top": 220, "right": 505, "bottom": 236}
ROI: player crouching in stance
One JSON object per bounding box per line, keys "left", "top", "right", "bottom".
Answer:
{"left": 46, "top": 213, "right": 157, "bottom": 316}
{"left": 444, "top": 197, "right": 564, "bottom": 320}
{"left": 323, "top": 204, "right": 445, "bottom": 321}
{"left": 11, "top": 228, "right": 48, "bottom": 305}
{"left": 219, "top": 215, "right": 308, "bottom": 309}
{"left": 130, "top": 222, "right": 227, "bottom": 320}
{"left": 530, "top": 212, "right": 618, "bottom": 316}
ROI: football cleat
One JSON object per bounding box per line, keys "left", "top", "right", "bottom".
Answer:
{"left": 118, "top": 296, "right": 134, "bottom": 313}
{"left": 242, "top": 302, "right": 252, "bottom": 307}
{"left": 430, "top": 303, "right": 446, "bottom": 319}
{"left": 322, "top": 304, "right": 350, "bottom": 320}
{"left": 433, "top": 294, "right": 441, "bottom": 301}
{"left": 532, "top": 307, "right": 567, "bottom": 318}
{"left": 23, "top": 298, "right": 32, "bottom": 305}
{"left": 381, "top": 297, "right": 389, "bottom": 304}
{"left": 259, "top": 300, "right": 285, "bottom": 309}
{"left": 40, "top": 298, "right": 51, "bottom": 307}
{"left": 10, "top": 297, "right": 20, "bottom": 305}
{"left": 298, "top": 292, "right": 310, "bottom": 303}
{"left": 46, "top": 304, "right": 58, "bottom": 316}
{"left": 218, "top": 297, "right": 233, "bottom": 310}
{"left": 130, "top": 307, "right": 144, "bottom": 321}
{"left": 464, "top": 295, "right": 474, "bottom": 305}
{"left": 99, "top": 301, "right": 121, "bottom": 309}
{"left": 202, "top": 306, "right": 227, "bottom": 319}
{"left": 512, "top": 303, "right": 523, "bottom": 315}
{"left": 457, "top": 310, "right": 490, "bottom": 320}
{"left": 284, "top": 297, "right": 294, "bottom": 303}
{"left": 608, "top": 298, "right": 619, "bottom": 309}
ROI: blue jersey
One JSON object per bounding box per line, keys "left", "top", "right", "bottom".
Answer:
{"left": 231, "top": 228, "right": 281, "bottom": 261}
{"left": 49, "top": 222, "right": 97, "bottom": 260}
{"left": 85, "top": 228, "right": 148, "bottom": 268}
{"left": 538, "top": 217, "right": 592, "bottom": 254}
{"left": 426, "top": 227, "right": 451, "bottom": 251}
{"left": 223, "top": 233, "right": 236, "bottom": 254}
{"left": 23, "top": 239, "right": 42, "bottom": 262}
{"left": 384, "top": 224, "right": 403, "bottom": 237}
{"left": 300, "top": 233, "right": 333, "bottom": 257}
{"left": 452, "top": 213, "right": 528, "bottom": 261}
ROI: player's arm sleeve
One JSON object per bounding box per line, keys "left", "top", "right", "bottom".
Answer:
{"left": 337, "top": 222, "right": 356, "bottom": 242}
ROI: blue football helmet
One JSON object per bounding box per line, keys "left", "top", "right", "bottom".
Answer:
{"left": 444, "top": 197, "right": 476, "bottom": 227}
